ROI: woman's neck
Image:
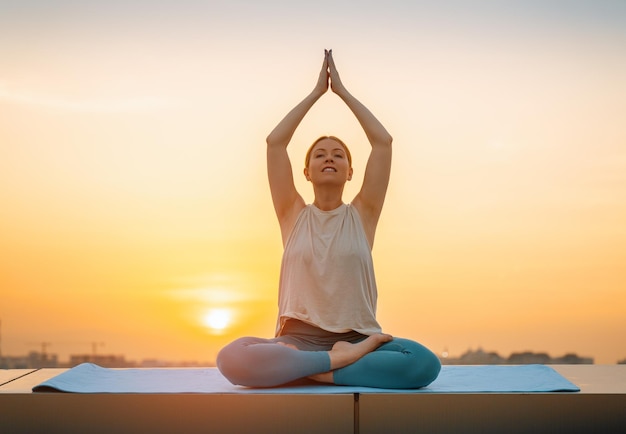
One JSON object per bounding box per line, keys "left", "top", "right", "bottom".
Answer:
{"left": 312, "top": 186, "right": 344, "bottom": 211}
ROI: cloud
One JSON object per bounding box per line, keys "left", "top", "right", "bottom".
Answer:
{"left": 0, "top": 82, "right": 176, "bottom": 113}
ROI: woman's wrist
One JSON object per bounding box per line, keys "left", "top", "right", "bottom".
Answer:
{"left": 333, "top": 85, "right": 351, "bottom": 101}
{"left": 310, "top": 87, "right": 327, "bottom": 100}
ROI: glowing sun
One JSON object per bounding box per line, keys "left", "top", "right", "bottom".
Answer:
{"left": 202, "top": 308, "right": 232, "bottom": 333}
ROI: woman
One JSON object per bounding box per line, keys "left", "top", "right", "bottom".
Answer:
{"left": 217, "top": 50, "right": 441, "bottom": 389}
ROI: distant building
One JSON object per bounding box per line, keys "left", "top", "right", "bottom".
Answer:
{"left": 443, "top": 347, "right": 506, "bottom": 365}
{"left": 552, "top": 353, "right": 594, "bottom": 364}
{"left": 69, "top": 354, "right": 133, "bottom": 368}
{"left": 1, "top": 352, "right": 215, "bottom": 368}
{"left": 0, "top": 351, "right": 59, "bottom": 369}
{"left": 441, "top": 348, "right": 594, "bottom": 365}
{"left": 508, "top": 351, "right": 552, "bottom": 364}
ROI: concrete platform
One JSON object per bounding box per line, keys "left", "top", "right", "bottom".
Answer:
{"left": 1, "top": 365, "right": 625, "bottom": 433}
{"left": 0, "top": 369, "right": 36, "bottom": 385}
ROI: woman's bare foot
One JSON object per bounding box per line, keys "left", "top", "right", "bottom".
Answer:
{"left": 276, "top": 342, "right": 299, "bottom": 350}
{"left": 309, "top": 334, "right": 393, "bottom": 384}
{"left": 328, "top": 334, "right": 393, "bottom": 370}
{"left": 309, "top": 371, "right": 334, "bottom": 383}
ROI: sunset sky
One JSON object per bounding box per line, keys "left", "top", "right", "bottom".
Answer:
{"left": 1, "top": 0, "right": 625, "bottom": 364}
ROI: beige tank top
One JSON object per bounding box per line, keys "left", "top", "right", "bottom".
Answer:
{"left": 276, "top": 203, "right": 382, "bottom": 336}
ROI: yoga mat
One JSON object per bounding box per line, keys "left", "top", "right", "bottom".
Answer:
{"left": 33, "top": 363, "right": 579, "bottom": 394}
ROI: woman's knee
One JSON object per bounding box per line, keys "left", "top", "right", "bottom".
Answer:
{"left": 390, "top": 338, "right": 442, "bottom": 388}
{"left": 216, "top": 337, "right": 264, "bottom": 386}
{"left": 412, "top": 348, "right": 441, "bottom": 387}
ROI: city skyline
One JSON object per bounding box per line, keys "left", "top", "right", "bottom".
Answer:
{"left": 0, "top": 316, "right": 613, "bottom": 368}
{"left": 0, "top": 343, "right": 601, "bottom": 370}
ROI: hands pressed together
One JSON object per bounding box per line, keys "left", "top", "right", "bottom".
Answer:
{"left": 315, "top": 49, "right": 346, "bottom": 97}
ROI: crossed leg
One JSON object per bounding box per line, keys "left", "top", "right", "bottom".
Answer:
{"left": 217, "top": 333, "right": 392, "bottom": 388}
{"left": 217, "top": 335, "right": 440, "bottom": 389}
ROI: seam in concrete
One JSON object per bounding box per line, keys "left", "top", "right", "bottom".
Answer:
{"left": 0, "top": 369, "right": 39, "bottom": 387}
{"left": 353, "top": 393, "right": 360, "bottom": 434}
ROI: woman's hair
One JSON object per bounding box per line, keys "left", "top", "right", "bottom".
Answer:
{"left": 304, "top": 136, "right": 352, "bottom": 168}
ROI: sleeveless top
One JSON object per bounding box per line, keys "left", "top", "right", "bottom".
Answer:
{"left": 276, "top": 203, "right": 382, "bottom": 336}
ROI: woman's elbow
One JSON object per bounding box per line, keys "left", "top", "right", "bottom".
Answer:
{"left": 376, "top": 134, "right": 393, "bottom": 148}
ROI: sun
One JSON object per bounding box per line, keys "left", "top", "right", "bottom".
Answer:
{"left": 202, "top": 308, "right": 232, "bottom": 334}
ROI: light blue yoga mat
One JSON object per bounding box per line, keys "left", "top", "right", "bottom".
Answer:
{"left": 33, "top": 363, "right": 579, "bottom": 393}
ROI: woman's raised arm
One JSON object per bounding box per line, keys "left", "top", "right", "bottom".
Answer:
{"left": 267, "top": 51, "right": 329, "bottom": 242}
{"left": 328, "top": 51, "right": 393, "bottom": 245}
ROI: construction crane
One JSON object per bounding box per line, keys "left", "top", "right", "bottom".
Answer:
{"left": 91, "top": 342, "right": 105, "bottom": 356}
{"left": 26, "top": 342, "right": 52, "bottom": 358}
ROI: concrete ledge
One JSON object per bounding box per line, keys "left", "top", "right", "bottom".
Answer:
{"left": 358, "top": 392, "right": 623, "bottom": 434}
{"left": 1, "top": 365, "right": 624, "bottom": 434}
{"left": 358, "top": 365, "right": 626, "bottom": 434}
{"left": 1, "top": 393, "right": 354, "bottom": 434}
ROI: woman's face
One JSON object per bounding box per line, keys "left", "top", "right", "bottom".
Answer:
{"left": 304, "top": 138, "right": 353, "bottom": 185}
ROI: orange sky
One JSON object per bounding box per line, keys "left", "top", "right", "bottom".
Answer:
{"left": 1, "top": 1, "right": 625, "bottom": 364}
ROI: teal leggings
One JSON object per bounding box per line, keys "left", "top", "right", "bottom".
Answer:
{"left": 217, "top": 322, "right": 441, "bottom": 389}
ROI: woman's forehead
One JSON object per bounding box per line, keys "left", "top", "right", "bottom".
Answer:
{"left": 312, "top": 138, "right": 346, "bottom": 152}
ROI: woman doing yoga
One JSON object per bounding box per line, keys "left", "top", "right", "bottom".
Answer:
{"left": 216, "top": 50, "right": 441, "bottom": 389}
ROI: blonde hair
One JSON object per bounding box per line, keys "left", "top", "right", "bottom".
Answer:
{"left": 304, "top": 136, "right": 352, "bottom": 168}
